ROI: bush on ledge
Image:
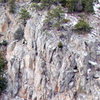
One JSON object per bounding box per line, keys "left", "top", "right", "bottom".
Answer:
{"left": 74, "top": 20, "right": 92, "bottom": 33}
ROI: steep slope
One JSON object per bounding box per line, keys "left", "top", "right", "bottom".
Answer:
{"left": 0, "top": 1, "right": 100, "bottom": 100}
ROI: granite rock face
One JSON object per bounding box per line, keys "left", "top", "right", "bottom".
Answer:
{"left": 0, "top": 1, "right": 100, "bottom": 100}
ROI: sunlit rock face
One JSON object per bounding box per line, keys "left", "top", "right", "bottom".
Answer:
{"left": 0, "top": 1, "right": 100, "bottom": 100}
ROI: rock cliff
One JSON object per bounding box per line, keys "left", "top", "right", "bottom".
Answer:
{"left": 0, "top": 1, "right": 100, "bottom": 100}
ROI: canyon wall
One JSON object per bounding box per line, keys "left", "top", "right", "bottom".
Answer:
{"left": 0, "top": 1, "right": 100, "bottom": 100}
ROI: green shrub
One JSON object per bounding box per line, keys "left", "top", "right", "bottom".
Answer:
{"left": 60, "top": 0, "right": 67, "bottom": 7}
{"left": 66, "top": 0, "right": 94, "bottom": 13}
{"left": 31, "top": 2, "right": 49, "bottom": 10}
{"left": 31, "top": 0, "right": 67, "bottom": 9}
{"left": 0, "top": 56, "right": 5, "bottom": 72}
{"left": 19, "top": 9, "right": 30, "bottom": 25}
{"left": 74, "top": 20, "right": 92, "bottom": 33}
{"left": 31, "top": 0, "right": 53, "bottom": 9}
{"left": 2, "top": 40, "right": 8, "bottom": 46}
{"left": 0, "top": 52, "right": 7, "bottom": 94}
{"left": 40, "top": 2, "right": 50, "bottom": 9}
{"left": 47, "top": 6, "right": 64, "bottom": 20}
{"left": 31, "top": 3, "right": 41, "bottom": 10}
{"left": 8, "top": 0, "right": 16, "bottom": 13}
{"left": 45, "top": 6, "right": 65, "bottom": 30}
{"left": 19, "top": 9, "right": 30, "bottom": 20}
{"left": 66, "top": 0, "right": 77, "bottom": 12}
{"left": 31, "top": 0, "right": 66, "bottom": 10}
{"left": 83, "top": 0, "right": 94, "bottom": 13}
{"left": 45, "top": 6, "right": 70, "bottom": 30}
{"left": 0, "top": 40, "right": 8, "bottom": 46}
{"left": 0, "top": 77, "right": 7, "bottom": 94}
{"left": 58, "top": 41, "right": 63, "bottom": 48}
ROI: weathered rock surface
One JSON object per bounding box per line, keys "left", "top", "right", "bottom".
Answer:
{"left": 0, "top": 1, "right": 100, "bottom": 100}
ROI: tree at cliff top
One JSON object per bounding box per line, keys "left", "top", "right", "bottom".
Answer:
{"left": 31, "top": 0, "right": 96, "bottom": 13}
{"left": 66, "top": 0, "right": 94, "bottom": 13}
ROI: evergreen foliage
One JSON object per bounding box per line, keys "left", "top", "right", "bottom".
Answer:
{"left": 19, "top": 9, "right": 30, "bottom": 20}
{"left": 66, "top": 0, "right": 94, "bottom": 12}
{"left": 8, "top": 0, "right": 16, "bottom": 13}
{"left": 31, "top": 0, "right": 95, "bottom": 13}
{"left": 74, "top": 19, "right": 92, "bottom": 33}
{"left": 44, "top": 6, "right": 65, "bottom": 30}
{"left": 0, "top": 52, "right": 7, "bottom": 94}
{"left": 58, "top": 41, "right": 63, "bottom": 48}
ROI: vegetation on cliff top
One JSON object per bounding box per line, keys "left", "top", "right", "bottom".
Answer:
{"left": 0, "top": 0, "right": 96, "bottom": 13}
{"left": 31, "top": 0, "right": 96, "bottom": 13}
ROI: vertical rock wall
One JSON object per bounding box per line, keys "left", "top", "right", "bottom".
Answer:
{"left": 0, "top": 1, "right": 100, "bottom": 100}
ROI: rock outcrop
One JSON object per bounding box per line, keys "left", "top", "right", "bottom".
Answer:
{"left": 0, "top": 1, "right": 100, "bottom": 100}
